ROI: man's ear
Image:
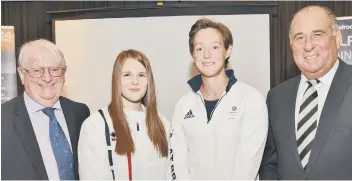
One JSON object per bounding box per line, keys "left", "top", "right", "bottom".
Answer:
{"left": 289, "top": 35, "right": 293, "bottom": 47}
{"left": 17, "top": 67, "right": 25, "bottom": 85}
{"left": 335, "top": 30, "right": 342, "bottom": 49}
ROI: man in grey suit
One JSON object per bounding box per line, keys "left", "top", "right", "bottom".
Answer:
{"left": 259, "top": 5, "right": 352, "bottom": 180}
{"left": 1, "top": 39, "right": 90, "bottom": 180}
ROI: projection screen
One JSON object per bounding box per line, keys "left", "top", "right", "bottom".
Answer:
{"left": 54, "top": 14, "right": 270, "bottom": 120}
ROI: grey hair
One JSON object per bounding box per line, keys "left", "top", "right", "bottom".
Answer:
{"left": 289, "top": 5, "right": 340, "bottom": 39}
{"left": 18, "top": 39, "right": 66, "bottom": 68}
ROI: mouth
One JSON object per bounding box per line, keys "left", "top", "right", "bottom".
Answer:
{"left": 305, "top": 54, "right": 319, "bottom": 60}
{"left": 39, "top": 84, "right": 54, "bottom": 88}
{"left": 129, "top": 88, "right": 140, "bottom": 92}
{"left": 202, "top": 62, "right": 215, "bottom": 66}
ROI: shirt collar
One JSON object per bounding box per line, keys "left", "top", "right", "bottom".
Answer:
{"left": 300, "top": 59, "right": 339, "bottom": 86}
{"left": 23, "top": 91, "right": 62, "bottom": 113}
{"left": 319, "top": 59, "right": 339, "bottom": 86}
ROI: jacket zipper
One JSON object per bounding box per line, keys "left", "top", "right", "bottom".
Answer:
{"left": 208, "top": 93, "right": 227, "bottom": 123}
{"left": 196, "top": 93, "right": 207, "bottom": 122}
{"left": 196, "top": 92, "right": 228, "bottom": 124}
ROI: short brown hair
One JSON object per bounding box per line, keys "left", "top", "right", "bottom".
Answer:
{"left": 189, "top": 18, "right": 233, "bottom": 65}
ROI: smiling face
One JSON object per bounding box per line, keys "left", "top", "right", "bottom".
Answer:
{"left": 290, "top": 6, "right": 341, "bottom": 79}
{"left": 18, "top": 42, "right": 66, "bottom": 107}
{"left": 192, "top": 28, "right": 232, "bottom": 78}
{"left": 120, "top": 58, "right": 148, "bottom": 105}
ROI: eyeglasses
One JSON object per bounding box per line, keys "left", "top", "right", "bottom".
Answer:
{"left": 21, "top": 67, "right": 66, "bottom": 78}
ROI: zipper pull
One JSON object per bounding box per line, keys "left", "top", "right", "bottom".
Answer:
{"left": 137, "top": 122, "right": 139, "bottom": 131}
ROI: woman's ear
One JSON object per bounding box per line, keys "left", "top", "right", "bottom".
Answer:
{"left": 225, "top": 44, "right": 233, "bottom": 59}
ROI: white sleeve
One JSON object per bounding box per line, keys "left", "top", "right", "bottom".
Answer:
{"left": 78, "top": 114, "right": 113, "bottom": 180}
{"left": 160, "top": 115, "right": 174, "bottom": 180}
{"left": 167, "top": 100, "right": 190, "bottom": 180}
{"left": 232, "top": 91, "right": 269, "bottom": 180}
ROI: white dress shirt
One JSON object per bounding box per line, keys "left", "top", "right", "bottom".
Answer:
{"left": 295, "top": 60, "right": 339, "bottom": 133}
{"left": 24, "top": 92, "right": 72, "bottom": 180}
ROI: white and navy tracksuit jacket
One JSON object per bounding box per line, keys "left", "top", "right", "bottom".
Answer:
{"left": 168, "top": 69, "right": 268, "bottom": 180}
{"left": 78, "top": 106, "right": 171, "bottom": 180}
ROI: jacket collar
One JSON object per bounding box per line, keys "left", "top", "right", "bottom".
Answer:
{"left": 187, "top": 69, "right": 237, "bottom": 93}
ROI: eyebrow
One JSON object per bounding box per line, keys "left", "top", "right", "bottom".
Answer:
{"left": 312, "top": 30, "right": 326, "bottom": 34}
{"left": 121, "top": 71, "right": 147, "bottom": 74}
{"left": 194, "top": 41, "right": 221, "bottom": 46}
{"left": 292, "top": 32, "right": 305, "bottom": 39}
{"left": 293, "top": 29, "right": 327, "bottom": 39}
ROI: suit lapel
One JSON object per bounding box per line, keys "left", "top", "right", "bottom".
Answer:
{"left": 60, "top": 97, "right": 78, "bottom": 153}
{"left": 60, "top": 97, "right": 79, "bottom": 179}
{"left": 13, "top": 95, "right": 49, "bottom": 180}
{"left": 305, "top": 60, "right": 352, "bottom": 174}
{"left": 285, "top": 76, "right": 305, "bottom": 171}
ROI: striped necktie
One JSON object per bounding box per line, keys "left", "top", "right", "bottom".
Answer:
{"left": 296, "top": 79, "right": 320, "bottom": 170}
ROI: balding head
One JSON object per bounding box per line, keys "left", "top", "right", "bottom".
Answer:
{"left": 289, "top": 6, "right": 339, "bottom": 41}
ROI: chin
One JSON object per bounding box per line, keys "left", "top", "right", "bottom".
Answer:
{"left": 37, "top": 98, "right": 58, "bottom": 107}
{"left": 40, "top": 92, "right": 58, "bottom": 99}
{"left": 200, "top": 73, "right": 215, "bottom": 78}
{"left": 128, "top": 99, "right": 143, "bottom": 103}
{"left": 305, "top": 64, "right": 324, "bottom": 72}
{"left": 200, "top": 69, "right": 222, "bottom": 78}
{"left": 125, "top": 95, "right": 144, "bottom": 103}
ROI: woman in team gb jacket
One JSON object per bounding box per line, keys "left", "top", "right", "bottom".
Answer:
{"left": 168, "top": 18, "right": 268, "bottom": 180}
{"left": 78, "top": 49, "right": 170, "bottom": 180}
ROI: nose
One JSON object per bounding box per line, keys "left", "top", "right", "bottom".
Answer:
{"left": 303, "top": 37, "right": 316, "bottom": 52}
{"left": 204, "top": 47, "right": 212, "bottom": 59}
{"left": 41, "top": 68, "right": 53, "bottom": 83}
{"left": 131, "top": 75, "right": 139, "bottom": 85}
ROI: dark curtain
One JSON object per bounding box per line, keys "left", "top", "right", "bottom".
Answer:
{"left": 2, "top": 1, "right": 352, "bottom": 94}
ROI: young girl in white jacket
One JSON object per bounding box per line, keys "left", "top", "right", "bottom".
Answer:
{"left": 78, "top": 49, "right": 170, "bottom": 180}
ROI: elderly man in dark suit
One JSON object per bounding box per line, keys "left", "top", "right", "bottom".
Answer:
{"left": 259, "top": 5, "right": 352, "bottom": 180}
{"left": 1, "top": 39, "right": 90, "bottom": 180}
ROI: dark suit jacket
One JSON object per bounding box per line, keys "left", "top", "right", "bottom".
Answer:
{"left": 1, "top": 94, "right": 90, "bottom": 180}
{"left": 259, "top": 60, "right": 352, "bottom": 180}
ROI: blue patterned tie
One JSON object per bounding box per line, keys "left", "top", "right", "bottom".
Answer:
{"left": 42, "top": 108, "right": 74, "bottom": 180}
